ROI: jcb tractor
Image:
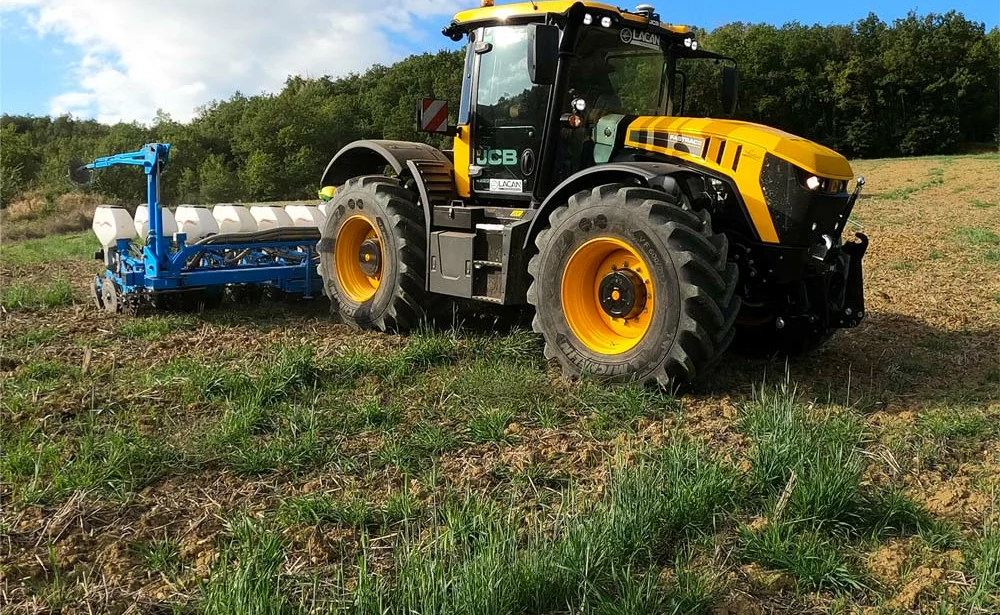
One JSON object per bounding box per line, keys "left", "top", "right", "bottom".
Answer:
{"left": 317, "top": 1, "right": 868, "bottom": 386}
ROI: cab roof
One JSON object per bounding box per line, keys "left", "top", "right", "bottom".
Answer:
{"left": 449, "top": 1, "right": 691, "bottom": 36}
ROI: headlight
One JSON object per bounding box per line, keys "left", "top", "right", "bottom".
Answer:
{"left": 600, "top": 16, "right": 612, "bottom": 27}
{"left": 583, "top": 13, "right": 593, "bottom": 25}
{"left": 805, "top": 175, "right": 821, "bottom": 190}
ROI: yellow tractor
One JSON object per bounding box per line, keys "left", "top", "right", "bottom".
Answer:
{"left": 317, "top": 1, "right": 868, "bottom": 386}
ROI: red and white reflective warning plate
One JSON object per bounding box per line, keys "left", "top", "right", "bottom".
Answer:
{"left": 419, "top": 98, "right": 449, "bottom": 134}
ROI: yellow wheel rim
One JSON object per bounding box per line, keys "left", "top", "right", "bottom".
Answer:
{"left": 561, "top": 237, "right": 655, "bottom": 355}
{"left": 335, "top": 215, "right": 383, "bottom": 302}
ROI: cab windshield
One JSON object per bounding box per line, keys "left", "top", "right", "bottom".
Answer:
{"left": 567, "top": 26, "right": 668, "bottom": 117}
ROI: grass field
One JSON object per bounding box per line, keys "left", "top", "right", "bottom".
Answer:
{"left": 1, "top": 154, "right": 999, "bottom": 614}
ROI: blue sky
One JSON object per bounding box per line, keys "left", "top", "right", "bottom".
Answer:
{"left": 1, "top": 0, "right": 996, "bottom": 123}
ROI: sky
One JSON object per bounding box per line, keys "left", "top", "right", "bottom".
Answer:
{"left": 1, "top": 0, "right": 997, "bottom": 124}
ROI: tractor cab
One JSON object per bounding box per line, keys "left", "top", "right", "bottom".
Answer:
{"left": 426, "top": 1, "right": 738, "bottom": 203}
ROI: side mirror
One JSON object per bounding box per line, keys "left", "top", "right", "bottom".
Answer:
{"left": 527, "top": 23, "right": 559, "bottom": 86}
{"left": 68, "top": 159, "right": 92, "bottom": 186}
{"left": 416, "top": 98, "right": 450, "bottom": 134}
{"left": 721, "top": 66, "right": 739, "bottom": 116}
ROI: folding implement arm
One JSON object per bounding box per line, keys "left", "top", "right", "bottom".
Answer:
{"left": 82, "top": 143, "right": 173, "bottom": 265}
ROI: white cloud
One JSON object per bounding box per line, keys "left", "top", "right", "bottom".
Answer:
{"left": 0, "top": 0, "right": 462, "bottom": 123}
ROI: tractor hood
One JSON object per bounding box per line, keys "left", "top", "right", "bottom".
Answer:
{"left": 624, "top": 116, "right": 853, "bottom": 181}
{"left": 622, "top": 116, "right": 855, "bottom": 244}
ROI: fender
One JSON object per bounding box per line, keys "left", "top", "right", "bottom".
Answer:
{"left": 320, "top": 139, "right": 455, "bottom": 293}
{"left": 523, "top": 161, "right": 691, "bottom": 250}
{"left": 319, "top": 139, "right": 453, "bottom": 188}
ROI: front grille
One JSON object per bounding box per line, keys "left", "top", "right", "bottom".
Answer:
{"left": 759, "top": 153, "right": 853, "bottom": 246}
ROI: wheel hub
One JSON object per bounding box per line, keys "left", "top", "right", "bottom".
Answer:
{"left": 560, "top": 236, "right": 656, "bottom": 356}
{"left": 335, "top": 215, "right": 383, "bottom": 303}
{"left": 598, "top": 269, "right": 646, "bottom": 319}
{"left": 358, "top": 238, "right": 382, "bottom": 277}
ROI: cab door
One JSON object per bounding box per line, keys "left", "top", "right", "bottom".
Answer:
{"left": 471, "top": 25, "right": 549, "bottom": 200}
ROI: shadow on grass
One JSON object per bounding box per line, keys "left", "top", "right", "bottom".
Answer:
{"left": 704, "top": 312, "right": 1000, "bottom": 409}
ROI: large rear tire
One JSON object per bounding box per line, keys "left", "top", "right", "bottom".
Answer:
{"left": 526, "top": 183, "right": 740, "bottom": 386}
{"left": 318, "top": 176, "right": 428, "bottom": 332}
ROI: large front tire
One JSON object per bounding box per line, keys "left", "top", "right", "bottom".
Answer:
{"left": 526, "top": 184, "right": 740, "bottom": 386}
{"left": 318, "top": 176, "right": 427, "bottom": 332}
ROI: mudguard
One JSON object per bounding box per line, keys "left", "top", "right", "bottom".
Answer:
{"left": 319, "top": 140, "right": 452, "bottom": 188}
{"left": 523, "top": 161, "right": 690, "bottom": 250}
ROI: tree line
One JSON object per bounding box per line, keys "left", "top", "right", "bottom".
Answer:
{"left": 1, "top": 11, "right": 996, "bottom": 207}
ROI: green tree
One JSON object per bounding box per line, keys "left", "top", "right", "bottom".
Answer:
{"left": 198, "top": 153, "right": 241, "bottom": 202}
{"left": 0, "top": 122, "right": 41, "bottom": 205}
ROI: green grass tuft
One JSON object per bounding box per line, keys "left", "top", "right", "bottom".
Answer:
{"left": 201, "top": 516, "right": 294, "bottom": 615}
{"left": 467, "top": 406, "right": 516, "bottom": 444}
{"left": 133, "top": 537, "right": 183, "bottom": 575}
{"left": 355, "top": 398, "right": 404, "bottom": 432}
{"left": 576, "top": 381, "right": 679, "bottom": 435}
{"left": 740, "top": 522, "right": 866, "bottom": 592}
{"left": 279, "top": 491, "right": 420, "bottom": 529}
{"left": 378, "top": 422, "right": 459, "bottom": 473}
{"left": 214, "top": 400, "right": 330, "bottom": 475}
{"left": 861, "top": 489, "right": 952, "bottom": 542}
{"left": 54, "top": 426, "right": 178, "bottom": 498}
{"left": 740, "top": 380, "right": 865, "bottom": 527}
{"left": 467, "top": 329, "right": 544, "bottom": 365}
{"left": 0, "top": 429, "right": 62, "bottom": 503}
{"left": 387, "top": 329, "right": 459, "bottom": 376}
{"left": 444, "top": 357, "right": 554, "bottom": 410}
{"left": 919, "top": 409, "right": 993, "bottom": 443}
{"left": 592, "top": 566, "right": 671, "bottom": 615}
{"left": 117, "top": 315, "right": 197, "bottom": 340}
{"left": 2, "top": 423, "right": 181, "bottom": 503}
{"left": 662, "top": 558, "right": 724, "bottom": 615}
{"left": 350, "top": 442, "right": 734, "bottom": 614}
{"left": 199, "top": 344, "right": 318, "bottom": 406}
{"left": 0, "top": 232, "right": 99, "bottom": 267}
{"left": 967, "top": 515, "right": 1000, "bottom": 610}
{"left": 5, "top": 327, "right": 60, "bottom": 349}
{"left": 604, "top": 442, "right": 738, "bottom": 555}
{"left": 1, "top": 279, "right": 76, "bottom": 309}
{"left": 953, "top": 227, "right": 999, "bottom": 246}
{"left": 20, "top": 360, "right": 78, "bottom": 382}
{"left": 590, "top": 560, "right": 721, "bottom": 615}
